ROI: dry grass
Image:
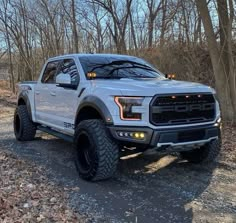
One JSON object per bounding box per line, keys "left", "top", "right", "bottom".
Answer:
{"left": 0, "top": 80, "right": 17, "bottom": 104}
{"left": 133, "top": 44, "right": 215, "bottom": 87}
{"left": 221, "top": 124, "right": 236, "bottom": 163}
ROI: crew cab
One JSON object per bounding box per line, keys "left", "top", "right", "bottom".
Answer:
{"left": 14, "top": 54, "right": 221, "bottom": 181}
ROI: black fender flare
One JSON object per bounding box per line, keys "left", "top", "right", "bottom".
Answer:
{"left": 18, "top": 92, "right": 32, "bottom": 120}
{"left": 75, "top": 96, "right": 113, "bottom": 125}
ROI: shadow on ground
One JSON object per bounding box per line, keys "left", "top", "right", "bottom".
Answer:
{"left": 0, "top": 129, "right": 217, "bottom": 223}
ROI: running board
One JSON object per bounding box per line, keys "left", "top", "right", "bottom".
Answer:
{"left": 37, "top": 126, "right": 73, "bottom": 143}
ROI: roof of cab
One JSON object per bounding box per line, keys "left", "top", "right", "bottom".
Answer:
{"left": 48, "top": 53, "right": 137, "bottom": 61}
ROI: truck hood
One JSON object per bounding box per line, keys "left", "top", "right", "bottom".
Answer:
{"left": 92, "top": 78, "right": 214, "bottom": 96}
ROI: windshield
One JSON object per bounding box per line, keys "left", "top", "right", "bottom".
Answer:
{"left": 79, "top": 56, "right": 164, "bottom": 79}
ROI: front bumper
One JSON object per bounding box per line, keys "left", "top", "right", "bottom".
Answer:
{"left": 108, "top": 122, "right": 221, "bottom": 149}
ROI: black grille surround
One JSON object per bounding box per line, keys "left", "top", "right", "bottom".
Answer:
{"left": 150, "top": 93, "right": 216, "bottom": 126}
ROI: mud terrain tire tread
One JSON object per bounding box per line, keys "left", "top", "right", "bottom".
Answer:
{"left": 74, "top": 119, "right": 119, "bottom": 181}
{"left": 14, "top": 105, "right": 36, "bottom": 141}
{"left": 180, "top": 138, "right": 221, "bottom": 164}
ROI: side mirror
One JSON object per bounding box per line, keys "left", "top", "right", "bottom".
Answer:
{"left": 56, "top": 73, "right": 71, "bottom": 85}
{"left": 165, "top": 73, "right": 176, "bottom": 79}
{"left": 56, "top": 73, "right": 78, "bottom": 89}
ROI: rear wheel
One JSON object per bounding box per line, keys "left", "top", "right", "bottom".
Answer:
{"left": 74, "top": 119, "right": 119, "bottom": 181}
{"left": 14, "top": 105, "right": 36, "bottom": 141}
{"left": 180, "top": 139, "right": 221, "bottom": 164}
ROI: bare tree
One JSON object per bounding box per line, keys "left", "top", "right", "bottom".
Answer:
{"left": 196, "top": 0, "right": 236, "bottom": 121}
{"left": 146, "top": 0, "right": 163, "bottom": 48}
{"left": 92, "top": 0, "right": 133, "bottom": 53}
{"left": 0, "top": 0, "right": 15, "bottom": 92}
{"left": 0, "top": 0, "right": 235, "bottom": 123}
{"left": 61, "top": 0, "right": 79, "bottom": 52}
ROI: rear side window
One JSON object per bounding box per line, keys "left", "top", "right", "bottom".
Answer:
{"left": 41, "top": 61, "right": 60, "bottom": 83}
{"left": 57, "top": 59, "right": 79, "bottom": 85}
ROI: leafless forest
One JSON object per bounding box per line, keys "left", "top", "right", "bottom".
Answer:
{"left": 0, "top": 0, "right": 235, "bottom": 121}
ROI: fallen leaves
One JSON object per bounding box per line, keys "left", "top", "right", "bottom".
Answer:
{"left": 0, "top": 151, "right": 85, "bottom": 222}
{"left": 221, "top": 124, "right": 236, "bottom": 162}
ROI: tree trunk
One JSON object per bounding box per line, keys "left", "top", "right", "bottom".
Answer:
{"left": 148, "top": 16, "right": 154, "bottom": 48}
{"left": 196, "top": 0, "right": 236, "bottom": 121}
{"left": 160, "top": 0, "right": 167, "bottom": 47}
{"left": 6, "top": 33, "right": 15, "bottom": 93}
{"left": 71, "top": 0, "right": 79, "bottom": 53}
{"left": 129, "top": 12, "right": 137, "bottom": 50}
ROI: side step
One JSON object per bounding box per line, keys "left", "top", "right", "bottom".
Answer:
{"left": 37, "top": 126, "right": 73, "bottom": 143}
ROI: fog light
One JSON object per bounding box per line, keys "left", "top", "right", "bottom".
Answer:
{"left": 117, "top": 131, "right": 146, "bottom": 140}
{"left": 119, "top": 132, "right": 123, "bottom": 137}
{"left": 140, "top": 133, "right": 145, "bottom": 138}
{"left": 134, "top": 133, "right": 139, "bottom": 138}
{"left": 133, "top": 132, "right": 145, "bottom": 139}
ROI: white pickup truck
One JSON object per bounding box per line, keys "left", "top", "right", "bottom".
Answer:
{"left": 14, "top": 54, "right": 221, "bottom": 181}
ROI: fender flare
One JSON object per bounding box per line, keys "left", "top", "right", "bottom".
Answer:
{"left": 18, "top": 92, "right": 32, "bottom": 120}
{"left": 75, "top": 96, "right": 113, "bottom": 125}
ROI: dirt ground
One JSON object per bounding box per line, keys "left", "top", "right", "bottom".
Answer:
{"left": 0, "top": 88, "right": 236, "bottom": 223}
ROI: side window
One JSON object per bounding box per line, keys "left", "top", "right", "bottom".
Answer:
{"left": 41, "top": 61, "right": 60, "bottom": 84}
{"left": 57, "top": 59, "right": 79, "bottom": 86}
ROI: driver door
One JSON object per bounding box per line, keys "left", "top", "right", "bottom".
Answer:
{"left": 52, "top": 58, "right": 81, "bottom": 134}
{"left": 35, "top": 60, "right": 60, "bottom": 126}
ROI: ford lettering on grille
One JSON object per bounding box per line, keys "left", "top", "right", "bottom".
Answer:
{"left": 152, "top": 103, "right": 215, "bottom": 113}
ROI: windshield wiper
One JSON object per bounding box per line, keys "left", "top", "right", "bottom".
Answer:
{"left": 89, "top": 60, "right": 157, "bottom": 73}
{"left": 105, "top": 65, "right": 157, "bottom": 78}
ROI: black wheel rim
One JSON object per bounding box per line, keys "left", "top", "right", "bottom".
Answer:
{"left": 77, "top": 131, "right": 93, "bottom": 173}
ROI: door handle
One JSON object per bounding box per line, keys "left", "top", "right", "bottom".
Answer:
{"left": 35, "top": 91, "right": 40, "bottom": 95}
{"left": 50, "top": 91, "right": 56, "bottom": 96}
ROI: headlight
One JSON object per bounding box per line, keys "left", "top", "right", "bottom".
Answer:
{"left": 212, "top": 92, "right": 221, "bottom": 119}
{"left": 114, "top": 96, "right": 144, "bottom": 120}
{"left": 213, "top": 92, "right": 219, "bottom": 102}
{"left": 215, "top": 98, "right": 221, "bottom": 119}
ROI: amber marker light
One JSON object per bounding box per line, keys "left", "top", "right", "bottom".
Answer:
{"left": 166, "top": 73, "right": 176, "bottom": 79}
{"left": 87, "top": 72, "right": 96, "bottom": 79}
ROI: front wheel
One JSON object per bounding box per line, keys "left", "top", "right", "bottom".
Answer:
{"left": 74, "top": 119, "right": 119, "bottom": 181}
{"left": 180, "top": 138, "right": 221, "bottom": 164}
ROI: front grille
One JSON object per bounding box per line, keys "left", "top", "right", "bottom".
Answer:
{"left": 150, "top": 93, "right": 216, "bottom": 126}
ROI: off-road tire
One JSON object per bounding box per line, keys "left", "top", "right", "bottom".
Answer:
{"left": 74, "top": 119, "right": 119, "bottom": 181}
{"left": 14, "top": 105, "right": 36, "bottom": 141}
{"left": 180, "top": 138, "right": 221, "bottom": 164}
